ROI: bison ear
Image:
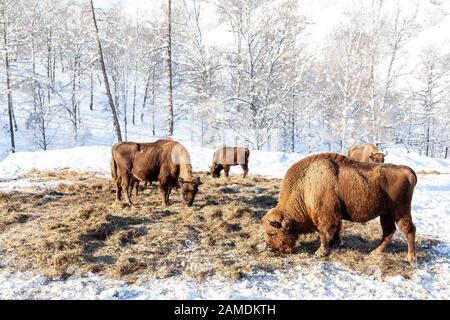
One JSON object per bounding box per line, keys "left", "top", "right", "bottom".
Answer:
{"left": 194, "top": 176, "right": 203, "bottom": 185}
{"left": 269, "top": 220, "right": 282, "bottom": 229}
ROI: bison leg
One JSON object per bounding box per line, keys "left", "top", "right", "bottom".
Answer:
{"left": 121, "top": 175, "right": 133, "bottom": 205}
{"left": 316, "top": 224, "right": 339, "bottom": 257}
{"left": 330, "top": 221, "right": 343, "bottom": 248}
{"left": 159, "top": 184, "right": 172, "bottom": 206}
{"left": 396, "top": 216, "right": 416, "bottom": 263}
{"left": 241, "top": 164, "right": 249, "bottom": 178}
{"left": 224, "top": 165, "right": 230, "bottom": 178}
{"left": 115, "top": 177, "right": 122, "bottom": 201}
{"left": 134, "top": 180, "right": 140, "bottom": 197}
{"left": 371, "top": 215, "right": 396, "bottom": 255}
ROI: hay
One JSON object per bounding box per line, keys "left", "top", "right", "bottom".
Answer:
{"left": 0, "top": 170, "right": 442, "bottom": 282}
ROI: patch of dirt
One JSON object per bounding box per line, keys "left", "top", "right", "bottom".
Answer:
{"left": 0, "top": 170, "right": 441, "bottom": 282}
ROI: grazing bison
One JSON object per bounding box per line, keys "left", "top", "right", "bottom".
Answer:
{"left": 262, "top": 153, "right": 417, "bottom": 262}
{"left": 347, "top": 143, "right": 387, "bottom": 163}
{"left": 111, "top": 139, "right": 202, "bottom": 206}
{"left": 210, "top": 147, "right": 250, "bottom": 178}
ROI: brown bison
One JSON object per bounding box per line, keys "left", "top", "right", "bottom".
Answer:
{"left": 262, "top": 153, "right": 417, "bottom": 262}
{"left": 347, "top": 143, "right": 388, "bottom": 163}
{"left": 111, "top": 139, "right": 202, "bottom": 206}
{"left": 210, "top": 147, "right": 250, "bottom": 178}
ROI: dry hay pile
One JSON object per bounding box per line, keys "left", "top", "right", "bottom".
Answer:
{"left": 0, "top": 170, "right": 440, "bottom": 282}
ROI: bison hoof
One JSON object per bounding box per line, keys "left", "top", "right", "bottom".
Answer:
{"left": 314, "top": 247, "right": 329, "bottom": 258}
{"left": 370, "top": 248, "right": 383, "bottom": 255}
{"left": 331, "top": 239, "right": 343, "bottom": 249}
{"left": 407, "top": 254, "right": 416, "bottom": 264}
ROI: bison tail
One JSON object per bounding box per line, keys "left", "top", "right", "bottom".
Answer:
{"left": 110, "top": 152, "right": 118, "bottom": 182}
{"left": 410, "top": 168, "right": 418, "bottom": 187}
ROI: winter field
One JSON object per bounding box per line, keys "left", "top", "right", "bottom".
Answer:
{"left": 0, "top": 0, "right": 449, "bottom": 301}
{"left": 0, "top": 144, "right": 449, "bottom": 299}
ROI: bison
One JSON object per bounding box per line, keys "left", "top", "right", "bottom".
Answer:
{"left": 111, "top": 139, "right": 202, "bottom": 206}
{"left": 347, "top": 143, "right": 387, "bottom": 163}
{"left": 262, "top": 153, "right": 417, "bottom": 262}
{"left": 210, "top": 147, "right": 250, "bottom": 178}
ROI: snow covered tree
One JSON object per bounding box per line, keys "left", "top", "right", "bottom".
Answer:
{"left": 411, "top": 49, "right": 450, "bottom": 157}
{"left": 90, "top": 0, "right": 122, "bottom": 142}
{"left": 323, "top": 16, "right": 372, "bottom": 152}
{"left": 0, "top": 0, "right": 26, "bottom": 152}
{"left": 217, "top": 0, "right": 300, "bottom": 150}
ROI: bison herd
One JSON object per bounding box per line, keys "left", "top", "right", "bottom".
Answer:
{"left": 110, "top": 140, "right": 417, "bottom": 262}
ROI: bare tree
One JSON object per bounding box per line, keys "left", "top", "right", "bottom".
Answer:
{"left": 411, "top": 49, "right": 450, "bottom": 157}
{"left": 90, "top": 0, "right": 122, "bottom": 142}
{"left": 167, "top": 0, "right": 174, "bottom": 137}
{"left": 0, "top": 0, "right": 22, "bottom": 152}
{"left": 324, "top": 16, "right": 372, "bottom": 152}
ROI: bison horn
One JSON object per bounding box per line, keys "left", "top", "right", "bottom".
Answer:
{"left": 383, "top": 150, "right": 388, "bottom": 156}
{"left": 269, "top": 220, "right": 282, "bottom": 229}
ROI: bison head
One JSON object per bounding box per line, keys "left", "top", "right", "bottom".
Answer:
{"left": 262, "top": 208, "right": 297, "bottom": 253}
{"left": 179, "top": 177, "right": 203, "bottom": 206}
{"left": 210, "top": 163, "right": 223, "bottom": 178}
{"left": 369, "top": 151, "right": 388, "bottom": 163}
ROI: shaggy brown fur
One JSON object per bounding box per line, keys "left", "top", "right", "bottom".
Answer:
{"left": 262, "top": 153, "right": 417, "bottom": 262}
{"left": 111, "top": 140, "right": 202, "bottom": 206}
{"left": 211, "top": 147, "right": 250, "bottom": 178}
{"left": 348, "top": 143, "right": 387, "bottom": 163}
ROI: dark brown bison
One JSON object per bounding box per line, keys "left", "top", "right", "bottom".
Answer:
{"left": 347, "top": 143, "right": 387, "bottom": 163}
{"left": 262, "top": 153, "right": 417, "bottom": 262}
{"left": 111, "top": 139, "right": 202, "bottom": 206}
{"left": 210, "top": 147, "right": 250, "bottom": 178}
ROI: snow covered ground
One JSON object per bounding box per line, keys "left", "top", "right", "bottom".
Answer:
{"left": 0, "top": 145, "right": 449, "bottom": 299}
{"left": 1, "top": 143, "right": 449, "bottom": 182}
{"left": 0, "top": 175, "right": 449, "bottom": 299}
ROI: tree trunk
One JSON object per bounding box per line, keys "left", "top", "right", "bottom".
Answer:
{"left": 47, "top": 28, "right": 52, "bottom": 105}
{"left": 90, "top": 0, "right": 122, "bottom": 142}
{"left": 141, "top": 66, "right": 152, "bottom": 123}
{"left": 132, "top": 72, "right": 137, "bottom": 125}
{"left": 151, "top": 66, "right": 156, "bottom": 136}
{"left": 290, "top": 97, "right": 295, "bottom": 153}
{"left": 167, "top": 0, "right": 174, "bottom": 137}
{"left": 2, "top": 6, "right": 15, "bottom": 152}
{"left": 90, "top": 66, "right": 94, "bottom": 110}
{"left": 72, "top": 57, "right": 78, "bottom": 143}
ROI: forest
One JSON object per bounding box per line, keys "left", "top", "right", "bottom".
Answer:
{"left": 0, "top": 0, "right": 449, "bottom": 157}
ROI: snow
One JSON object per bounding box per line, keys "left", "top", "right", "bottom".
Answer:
{"left": 0, "top": 0, "right": 449, "bottom": 299}
{"left": 0, "top": 143, "right": 449, "bottom": 184}
{"left": 0, "top": 145, "right": 449, "bottom": 299}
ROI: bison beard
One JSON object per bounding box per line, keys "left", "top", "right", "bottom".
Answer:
{"left": 262, "top": 153, "right": 417, "bottom": 262}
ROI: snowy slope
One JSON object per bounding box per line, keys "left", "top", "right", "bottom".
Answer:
{"left": 0, "top": 143, "right": 449, "bottom": 185}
